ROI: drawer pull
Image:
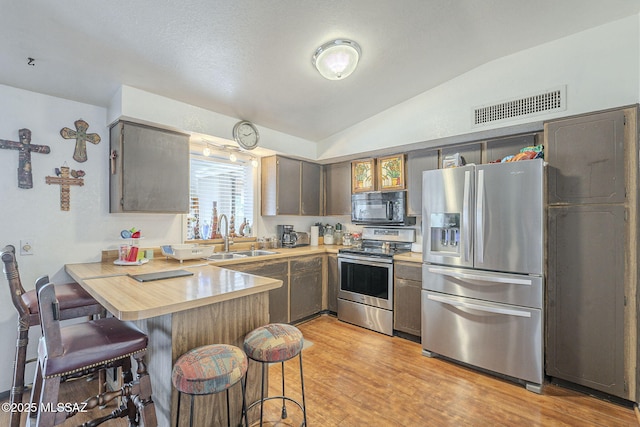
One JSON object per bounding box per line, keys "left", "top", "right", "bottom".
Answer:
{"left": 427, "top": 267, "right": 532, "bottom": 286}
{"left": 427, "top": 294, "right": 531, "bottom": 318}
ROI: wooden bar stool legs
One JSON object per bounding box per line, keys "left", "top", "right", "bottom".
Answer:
{"left": 27, "top": 282, "right": 157, "bottom": 427}
{"left": 1, "top": 245, "right": 105, "bottom": 427}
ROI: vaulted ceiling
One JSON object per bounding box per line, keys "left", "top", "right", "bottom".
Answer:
{"left": 1, "top": 0, "right": 638, "bottom": 141}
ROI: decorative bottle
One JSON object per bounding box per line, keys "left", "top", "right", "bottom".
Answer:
{"left": 210, "top": 201, "right": 220, "bottom": 239}
{"left": 191, "top": 197, "right": 201, "bottom": 240}
{"left": 229, "top": 214, "right": 236, "bottom": 237}
{"left": 238, "top": 217, "right": 247, "bottom": 237}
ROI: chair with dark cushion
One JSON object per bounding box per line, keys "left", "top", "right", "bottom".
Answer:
{"left": 29, "top": 282, "right": 157, "bottom": 426}
{"left": 1, "top": 244, "right": 106, "bottom": 427}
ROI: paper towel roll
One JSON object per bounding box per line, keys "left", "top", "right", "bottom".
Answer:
{"left": 310, "top": 226, "right": 319, "bottom": 246}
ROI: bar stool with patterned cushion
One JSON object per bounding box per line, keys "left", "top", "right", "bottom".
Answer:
{"left": 29, "top": 282, "right": 157, "bottom": 426}
{"left": 243, "top": 323, "right": 307, "bottom": 427}
{"left": 1, "top": 244, "right": 106, "bottom": 427}
{"left": 172, "top": 344, "right": 249, "bottom": 427}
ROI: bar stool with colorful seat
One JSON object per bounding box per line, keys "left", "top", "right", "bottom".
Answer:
{"left": 29, "top": 281, "right": 157, "bottom": 426}
{"left": 243, "top": 323, "right": 307, "bottom": 427}
{"left": 1, "top": 244, "right": 106, "bottom": 427}
{"left": 172, "top": 344, "right": 249, "bottom": 427}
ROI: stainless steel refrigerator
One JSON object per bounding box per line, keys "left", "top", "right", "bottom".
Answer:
{"left": 421, "top": 159, "right": 544, "bottom": 392}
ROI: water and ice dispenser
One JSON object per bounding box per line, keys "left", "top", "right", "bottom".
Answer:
{"left": 429, "top": 213, "right": 460, "bottom": 254}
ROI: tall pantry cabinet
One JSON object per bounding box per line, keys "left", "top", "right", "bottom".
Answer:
{"left": 545, "top": 105, "right": 638, "bottom": 401}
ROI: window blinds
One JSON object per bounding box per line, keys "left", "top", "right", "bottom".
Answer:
{"left": 188, "top": 156, "right": 254, "bottom": 240}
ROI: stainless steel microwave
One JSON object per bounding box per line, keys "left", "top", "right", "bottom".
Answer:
{"left": 351, "top": 191, "right": 415, "bottom": 225}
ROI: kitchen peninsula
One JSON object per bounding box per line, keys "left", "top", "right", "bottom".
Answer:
{"left": 65, "top": 258, "right": 283, "bottom": 426}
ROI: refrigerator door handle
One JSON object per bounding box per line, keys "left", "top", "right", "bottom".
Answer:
{"left": 427, "top": 294, "right": 532, "bottom": 318}
{"left": 462, "top": 170, "right": 471, "bottom": 262}
{"left": 476, "top": 169, "right": 485, "bottom": 264}
{"left": 427, "top": 266, "right": 533, "bottom": 286}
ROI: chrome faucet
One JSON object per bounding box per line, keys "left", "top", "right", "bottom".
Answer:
{"left": 218, "top": 214, "right": 232, "bottom": 252}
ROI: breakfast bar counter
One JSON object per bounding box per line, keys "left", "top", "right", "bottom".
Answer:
{"left": 65, "top": 260, "right": 282, "bottom": 426}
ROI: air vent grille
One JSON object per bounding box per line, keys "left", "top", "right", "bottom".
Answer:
{"left": 473, "top": 86, "right": 566, "bottom": 125}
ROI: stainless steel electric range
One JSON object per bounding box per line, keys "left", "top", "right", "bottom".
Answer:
{"left": 337, "top": 227, "right": 415, "bottom": 335}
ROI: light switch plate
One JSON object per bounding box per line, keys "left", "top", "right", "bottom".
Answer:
{"left": 20, "top": 239, "right": 34, "bottom": 255}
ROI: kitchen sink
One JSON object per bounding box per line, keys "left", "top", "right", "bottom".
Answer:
{"left": 206, "top": 253, "right": 247, "bottom": 261}
{"left": 206, "top": 250, "right": 278, "bottom": 261}
{"left": 231, "top": 250, "right": 278, "bottom": 257}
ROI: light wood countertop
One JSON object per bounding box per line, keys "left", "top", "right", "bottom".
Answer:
{"left": 65, "top": 258, "right": 210, "bottom": 281}
{"left": 74, "top": 264, "right": 282, "bottom": 321}
{"left": 63, "top": 244, "right": 359, "bottom": 321}
{"left": 394, "top": 251, "right": 423, "bottom": 263}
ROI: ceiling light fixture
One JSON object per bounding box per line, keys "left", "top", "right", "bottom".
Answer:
{"left": 200, "top": 138, "right": 256, "bottom": 165}
{"left": 313, "top": 39, "right": 361, "bottom": 80}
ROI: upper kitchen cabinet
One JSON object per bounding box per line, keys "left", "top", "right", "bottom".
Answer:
{"left": 324, "top": 161, "right": 351, "bottom": 216}
{"left": 261, "top": 155, "right": 322, "bottom": 216}
{"left": 547, "top": 110, "right": 625, "bottom": 205}
{"left": 109, "top": 121, "right": 189, "bottom": 213}
{"left": 440, "top": 142, "right": 481, "bottom": 168}
{"left": 407, "top": 148, "right": 438, "bottom": 216}
{"left": 484, "top": 132, "right": 541, "bottom": 163}
{"left": 351, "top": 154, "right": 407, "bottom": 193}
{"left": 301, "top": 161, "right": 322, "bottom": 215}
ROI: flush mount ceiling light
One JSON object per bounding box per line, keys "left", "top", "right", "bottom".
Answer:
{"left": 312, "top": 39, "right": 361, "bottom": 80}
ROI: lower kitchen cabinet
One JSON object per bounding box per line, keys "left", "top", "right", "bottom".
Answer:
{"left": 290, "top": 256, "right": 323, "bottom": 322}
{"left": 228, "top": 255, "right": 324, "bottom": 324}
{"left": 547, "top": 205, "right": 626, "bottom": 397}
{"left": 226, "top": 260, "right": 290, "bottom": 324}
{"left": 394, "top": 261, "right": 422, "bottom": 337}
{"left": 327, "top": 254, "right": 339, "bottom": 313}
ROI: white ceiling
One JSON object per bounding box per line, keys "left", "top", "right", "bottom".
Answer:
{"left": 1, "top": 0, "right": 638, "bottom": 142}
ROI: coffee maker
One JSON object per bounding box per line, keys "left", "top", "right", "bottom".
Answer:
{"left": 277, "top": 225, "right": 294, "bottom": 247}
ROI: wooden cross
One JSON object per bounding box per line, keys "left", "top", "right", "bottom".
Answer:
{"left": 0, "top": 128, "right": 50, "bottom": 189}
{"left": 60, "top": 119, "right": 101, "bottom": 163}
{"left": 45, "top": 166, "right": 84, "bottom": 211}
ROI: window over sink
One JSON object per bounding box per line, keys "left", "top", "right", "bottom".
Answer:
{"left": 188, "top": 151, "right": 255, "bottom": 240}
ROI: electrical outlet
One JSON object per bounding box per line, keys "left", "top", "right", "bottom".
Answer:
{"left": 20, "top": 239, "right": 34, "bottom": 255}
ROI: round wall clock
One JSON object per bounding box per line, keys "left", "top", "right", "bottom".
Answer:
{"left": 233, "top": 120, "right": 260, "bottom": 150}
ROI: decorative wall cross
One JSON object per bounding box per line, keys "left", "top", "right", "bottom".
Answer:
{"left": 45, "top": 166, "right": 84, "bottom": 211}
{"left": 60, "top": 119, "right": 101, "bottom": 163}
{"left": 0, "top": 128, "right": 50, "bottom": 189}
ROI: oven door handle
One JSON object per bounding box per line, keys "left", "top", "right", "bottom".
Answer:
{"left": 427, "top": 294, "right": 531, "bottom": 318}
{"left": 427, "top": 267, "right": 532, "bottom": 286}
{"left": 338, "top": 255, "right": 393, "bottom": 266}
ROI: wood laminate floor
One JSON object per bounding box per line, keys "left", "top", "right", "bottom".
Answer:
{"left": 2, "top": 315, "right": 637, "bottom": 426}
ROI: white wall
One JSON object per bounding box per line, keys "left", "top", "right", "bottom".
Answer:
{"left": 317, "top": 16, "right": 640, "bottom": 160}
{"left": 109, "top": 85, "right": 319, "bottom": 160}
{"left": 0, "top": 84, "right": 183, "bottom": 391}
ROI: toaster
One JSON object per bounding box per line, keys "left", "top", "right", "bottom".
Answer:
{"left": 286, "top": 231, "right": 310, "bottom": 247}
